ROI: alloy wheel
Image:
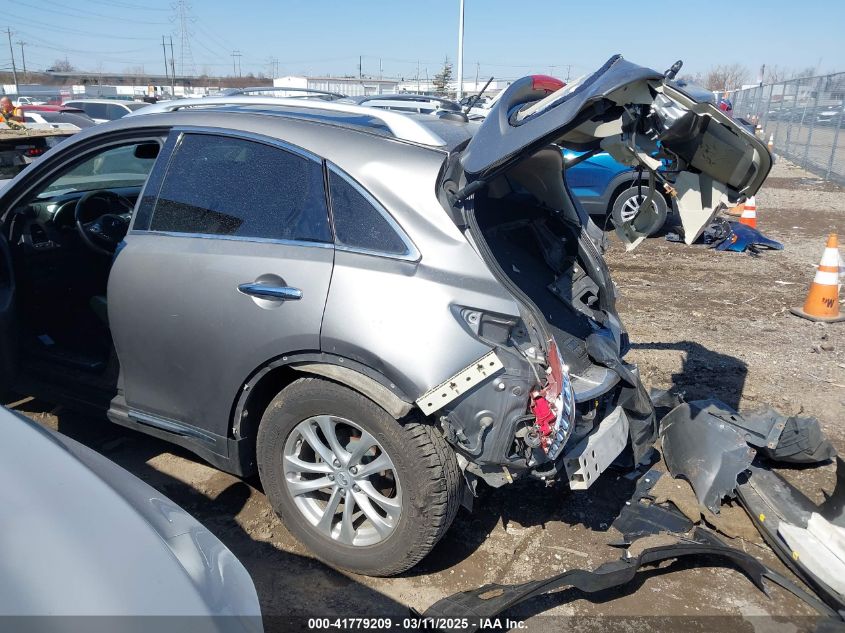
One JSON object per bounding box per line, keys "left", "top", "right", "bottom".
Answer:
{"left": 619, "top": 194, "right": 657, "bottom": 223}
{"left": 283, "top": 415, "right": 402, "bottom": 547}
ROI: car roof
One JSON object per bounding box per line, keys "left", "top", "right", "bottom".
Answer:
{"left": 65, "top": 99, "right": 139, "bottom": 105}
{"left": 128, "top": 96, "right": 475, "bottom": 151}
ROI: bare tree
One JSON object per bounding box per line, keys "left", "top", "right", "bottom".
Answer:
{"left": 677, "top": 72, "right": 704, "bottom": 86}
{"left": 764, "top": 65, "right": 788, "bottom": 84}
{"left": 704, "top": 64, "right": 749, "bottom": 91}
{"left": 51, "top": 58, "right": 75, "bottom": 72}
{"left": 791, "top": 66, "right": 817, "bottom": 79}
{"left": 124, "top": 66, "right": 148, "bottom": 82}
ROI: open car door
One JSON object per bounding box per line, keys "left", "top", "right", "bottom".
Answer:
{"left": 459, "top": 55, "right": 772, "bottom": 249}
{"left": 0, "top": 231, "right": 17, "bottom": 395}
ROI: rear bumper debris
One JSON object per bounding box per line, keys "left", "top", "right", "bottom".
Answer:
{"left": 418, "top": 528, "right": 838, "bottom": 631}
{"left": 660, "top": 400, "right": 756, "bottom": 513}
{"left": 737, "top": 458, "right": 845, "bottom": 611}
{"left": 562, "top": 405, "right": 629, "bottom": 490}
{"left": 660, "top": 398, "right": 837, "bottom": 512}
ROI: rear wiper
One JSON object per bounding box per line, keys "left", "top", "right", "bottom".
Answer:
{"left": 664, "top": 59, "right": 683, "bottom": 80}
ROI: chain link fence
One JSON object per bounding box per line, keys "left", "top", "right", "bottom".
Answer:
{"left": 730, "top": 73, "right": 845, "bottom": 185}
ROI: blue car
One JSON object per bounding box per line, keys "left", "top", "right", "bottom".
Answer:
{"left": 563, "top": 150, "right": 671, "bottom": 236}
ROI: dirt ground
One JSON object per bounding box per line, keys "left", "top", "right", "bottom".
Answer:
{"left": 13, "top": 158, "right": 845, "bottom": 632}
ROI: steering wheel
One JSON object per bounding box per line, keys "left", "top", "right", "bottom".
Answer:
{"left": 74, "top": 190, "right": 134, "bottom": 256}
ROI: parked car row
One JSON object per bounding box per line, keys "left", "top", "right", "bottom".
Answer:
{"left": 764, "top": 103, "right": 844, "bottom": 126}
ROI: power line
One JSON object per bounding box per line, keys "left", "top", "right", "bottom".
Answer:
{"left": 17, "top": 0, "right": 169, "bottom": 25}
{"left": 14, "top": 29, "right": 156, "bottom": 55}
{"left": 5, "top": 11, "right": 158, "bottom": 40}
{"left": 84, "top": 0, "right": 169, "bottom": 12}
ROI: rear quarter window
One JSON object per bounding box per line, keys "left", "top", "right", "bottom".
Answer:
{"left": 328, "top": 167, "right": 412, "bottom": 257}
{"left": 147, "top": 133, "right": 331, "bottom": 243}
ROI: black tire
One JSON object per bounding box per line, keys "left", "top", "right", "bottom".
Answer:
{"left": 256, "top": 377, "right": 462, "bottom": 576}
{"left": 610, "top": 185, "right": 669, "bottom": 237}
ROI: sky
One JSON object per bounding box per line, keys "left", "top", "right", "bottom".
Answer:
{"left": 4, "top": 0, "right": 844, "bottom": 82}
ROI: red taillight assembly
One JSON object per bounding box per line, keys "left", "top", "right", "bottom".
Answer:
{"left": 25, "top": 147, "right": 45, "bottom": 157}
{"left": 531, "top": 75, "right": 565, "bottom": 93}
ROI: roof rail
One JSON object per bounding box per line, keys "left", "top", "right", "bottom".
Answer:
{"left": 220, "top": 86, "right": 348, "bottom": 100}
{"left": 355, "top": 94, "right": 461, "bottom": 111}
{"left": 127, "top": 96, "right": 447, "bottom": 147}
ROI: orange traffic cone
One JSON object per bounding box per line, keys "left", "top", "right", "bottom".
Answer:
{"left": 739, "top": 196, "right": 757, "bottom": 228}
{"left": 790, "top": 234, "right": 845, "bottom": 323}
{"left": 767, "top": 134, "right": 774, "bottom": 152}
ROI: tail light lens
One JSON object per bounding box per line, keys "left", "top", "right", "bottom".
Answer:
{"left": 25, "top": 147, "right": 45, "bottom": 157}
{"left": 531, "top": 75, "right": 565, "bottom": 93}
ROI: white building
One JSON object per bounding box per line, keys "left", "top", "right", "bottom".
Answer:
{"left": 395, "top": 78, "right": 511, "bottom": 97}
{"left": 273, "top": 75, "right": 399, "bottom": 97}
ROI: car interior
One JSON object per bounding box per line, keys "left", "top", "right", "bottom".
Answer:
{"left": 6, "top": 140, "right": 161, "bottom": 395}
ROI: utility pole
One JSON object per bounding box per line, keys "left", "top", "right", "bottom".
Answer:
{"left": 416, "top": 60, "right": 420, "bottom": 93}
{"left": 456, "top": 0, "right": 465, "bottom": 100}
{"left": 5, "top": 28, "right": 18, "bottom": 89}
{"left": 475, "top": 61, "right": 479, "bottom": 92}
{"left": 231, "top": 50, "right": 242, "bottom": 77}
{"left": 565, "top": 64, "right": 572, "bottom": 82}
{"left": 169, "top": 36, "right": 176, "bottom": 96}
{"left": 161, "top": 35, "right": 170, "bottom": 91}
{"left": 16, "top": 41, "right": 25, "bottom": 81}
{"left": 358, "top": 55, "right": 362, "bottom": 79}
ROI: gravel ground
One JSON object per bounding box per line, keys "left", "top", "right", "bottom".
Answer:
{"left": 13, "top": 158, "right": 844, "bottom": 632}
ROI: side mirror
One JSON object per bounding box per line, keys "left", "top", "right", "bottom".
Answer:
{"left": 134, "top": 143, "right": 160, "bottom": 160}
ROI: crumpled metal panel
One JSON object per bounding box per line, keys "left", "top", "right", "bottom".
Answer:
{"left": 660, "top": 402, "right": 756, "bottom": 513}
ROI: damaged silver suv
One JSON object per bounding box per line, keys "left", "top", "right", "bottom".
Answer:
{"left": 0, "top": 56, "right": 770, "bottom": 576}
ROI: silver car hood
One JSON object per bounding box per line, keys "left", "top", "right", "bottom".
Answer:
{"left": 0, "top": 408, "right": 261, "bottom": 628}
{"left": 460, "top": 55, "right": 772, "bottom": 249}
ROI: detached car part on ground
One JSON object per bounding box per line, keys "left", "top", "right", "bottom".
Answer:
{"left": 420, "top": 528, "right": 841, "bottom": 631}
{"left": 1, "top": 407, "right": 262, "bottom": 630}
{"left": 0, "top": 55, "right": 769, "bottom": 577}
{"left": 658, "top": 397, "right": 843, "bottom": 612}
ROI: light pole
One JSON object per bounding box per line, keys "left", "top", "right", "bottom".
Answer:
{"left": 456, "top": 0, "right": 465, "bottom": 100}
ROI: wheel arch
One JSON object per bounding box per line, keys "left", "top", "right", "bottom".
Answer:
{"left": 230, "top": 352, "right": 416, "bottom": 474}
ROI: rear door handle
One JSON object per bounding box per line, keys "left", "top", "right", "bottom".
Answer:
{"left": 238, "top": 283, "right": 302, "bottom": 301}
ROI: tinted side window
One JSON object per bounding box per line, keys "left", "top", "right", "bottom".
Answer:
{"left": 106, "top": 104, "right": 129, "bottom": 120}
{"left": 149, "top": 134, "right": 331, "bottom": 243}
{"left": 81, "top": 103, "right": 109, "bottom": 120}
{"left": 328, "top": 168, "right": 410, "bottom": 256}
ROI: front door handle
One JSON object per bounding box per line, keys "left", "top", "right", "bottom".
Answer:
{"left": 238, "top": 282, "right": 302, "bottom": 301}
